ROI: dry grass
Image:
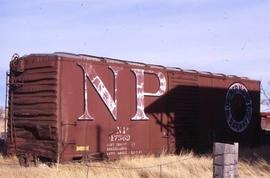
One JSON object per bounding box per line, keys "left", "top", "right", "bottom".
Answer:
{"left": 0, "top": 153, "right": 213, "bottom": 178}
{"left": 1, "top": 118, "right": 270, "bottom": 178}
{"left": 0, "top": 118, "right": 4, "bottom": 135}
{"left": 0, "top": 148, "right": 270, "bottom": 178}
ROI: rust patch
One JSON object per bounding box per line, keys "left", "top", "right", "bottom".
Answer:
{"left": 7, "top": 53, "right": 261, "bottom": 164}
{"left": 261, "top": 112, "right": 270, "bottom": 131}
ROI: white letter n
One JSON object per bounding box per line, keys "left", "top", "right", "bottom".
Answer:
{"left": 77, "top": 63, "right": 122, "bottom": 121}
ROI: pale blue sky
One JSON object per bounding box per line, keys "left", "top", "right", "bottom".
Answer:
{"left": 0, "top": 0, "right": 270, "bottom": 109}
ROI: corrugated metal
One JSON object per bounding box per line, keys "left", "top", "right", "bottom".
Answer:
{"left": 6, "top": 53, "right": 262, "bottom": 165}
{"left": 7, "top": 55, "right": 58, "bottom": 163}
{"left": 167, "top": 72, "right": 199, "bottom": 152}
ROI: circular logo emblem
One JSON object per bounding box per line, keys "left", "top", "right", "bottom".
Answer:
{"left": 225, "top": 83, "right": 252, "bottom": 133}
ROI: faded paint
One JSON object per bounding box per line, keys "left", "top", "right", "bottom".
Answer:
{"left": 131, "top": 69, "right": 167, "bottom": 120}
{"left": 6, "top": 53, "right": 261, "bottom": 165}
{"left": 77, "top": 64, "right": 167, "bottom": 121}
{"left": 109, "top": 66, "right": 122, "bottom": 119}
{"left": 77, "top": 63, "right": 122, "bottom": 121}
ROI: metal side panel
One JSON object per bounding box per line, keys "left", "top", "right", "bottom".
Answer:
{"left": 7, "top": 55, "right": 59, "bottom": 161}
{"left": 167, "top": 71, "right": 199, "bottom": 152}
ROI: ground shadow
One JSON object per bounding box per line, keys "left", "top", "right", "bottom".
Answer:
{"left": 0, "top": 138, "right": 7, "bottom": 156}
{"left": 238, "top": 142, "right": 270, "bottom": 173}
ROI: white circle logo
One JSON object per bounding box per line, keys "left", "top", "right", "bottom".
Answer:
{"left": 225, "top": 83, "right": 252, "bottom": 133}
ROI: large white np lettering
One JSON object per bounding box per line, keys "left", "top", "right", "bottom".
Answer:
{"left": 131, "top": 69, "right": 167, "bottom": 120}
{"left": 77, "top": 63, "right": 122, "bottom": 121}
{"left": 77, "top": 63, "right": 167, "bottom": 121}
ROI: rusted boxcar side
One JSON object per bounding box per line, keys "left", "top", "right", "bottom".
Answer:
{"left": 7, "top": 54, "right": 59, "bottom": 164}
{"left": 6, "top": 53, "right": 261, "bottom": 164}
{"left": 261, "top": 112, "right": 270, "bottom": 131}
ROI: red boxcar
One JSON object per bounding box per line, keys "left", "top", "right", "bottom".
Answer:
{"left": 6, "top": 53, "right": 261, "bottom": 165}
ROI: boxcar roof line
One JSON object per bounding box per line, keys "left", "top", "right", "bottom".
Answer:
{"left": 20, "top": 52, "right": 257, "bottom": 81}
